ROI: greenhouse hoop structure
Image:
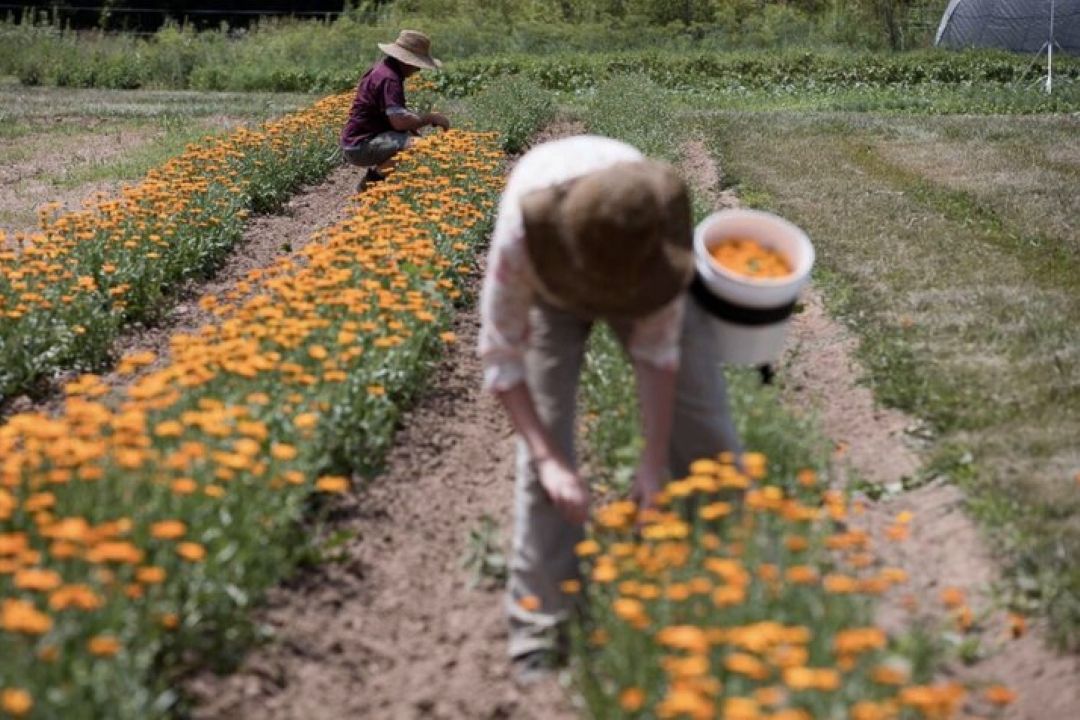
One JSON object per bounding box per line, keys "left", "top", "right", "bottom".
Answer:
{"left": 936, "top": 0, "right": 1080, "bottom": 92}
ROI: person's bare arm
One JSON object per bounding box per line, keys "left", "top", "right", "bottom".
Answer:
{"left": 630, "top": 360, "right": 678, "bottom": 510}
{"left": 388, "top": 110, "right": 451, "bottom": 132}
{"left": 496, "top": 381, "right": 589, "bottom": 525}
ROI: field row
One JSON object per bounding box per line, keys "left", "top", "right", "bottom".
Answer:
{"left": 0, "top": 130, "right": 503, "bottom": 719}
{"left": 0, "top": 92, "right": 346, "bottom": 404}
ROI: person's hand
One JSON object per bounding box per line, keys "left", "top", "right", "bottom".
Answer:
{"left": 426, "top": 112, "right": 451, "bottom": 131}
{"left": 630, "top": 462, "right": 666, "bottom": 513}
{"left": 536, "top": 455, "right": 589, "bottom": 525}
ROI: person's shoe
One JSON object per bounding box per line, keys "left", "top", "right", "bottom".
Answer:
{"left": 511, "top": 650, "right": 557, "bottom": 686}
{"left": 356, "top": 167, "right": 386, "bottom": 193}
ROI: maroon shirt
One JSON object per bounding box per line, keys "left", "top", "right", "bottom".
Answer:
{"left": 340, "top": 58, "right": 408, "bottom": 147}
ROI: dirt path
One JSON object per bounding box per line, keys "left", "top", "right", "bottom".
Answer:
{"left": 679, "top": 138, "right": 1080, "bottom": 718}
{"left": 186, "top": 294, "right": 575, "bottom": 720}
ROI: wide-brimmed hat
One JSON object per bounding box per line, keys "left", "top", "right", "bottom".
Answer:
{"left": 378, "top": 30, "right": 441, "bottom": 71}
{"left": 521, "top": 160, "right": 694, "bottom": 320}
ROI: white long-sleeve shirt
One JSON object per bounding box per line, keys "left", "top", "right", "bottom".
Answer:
{"left": 478, "top": 135, "right": 685, "bottom": 392}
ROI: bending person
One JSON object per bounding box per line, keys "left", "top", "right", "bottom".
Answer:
{"left": 477, "top": 135, "right": 742, "bottom": 682}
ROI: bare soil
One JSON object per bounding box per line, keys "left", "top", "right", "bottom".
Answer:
{"left": 679, "top": 137, "right": 1080, "bottom": 718}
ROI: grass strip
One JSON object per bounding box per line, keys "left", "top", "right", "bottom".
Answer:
{"left": 711, "top": 110, "right": 1080, "bottom": 647}
{"left": 0, "top": 93, "right": 348, "bottom": 404}
{"left": 0, "top": 130, "right": 503, "bottom": 719}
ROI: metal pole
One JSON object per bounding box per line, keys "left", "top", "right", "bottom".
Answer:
{"left": 1047, "top": 0, "right": 1055, "bottom": 94}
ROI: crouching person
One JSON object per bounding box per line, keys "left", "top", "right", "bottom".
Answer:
{"left": 340, "top": 29, "right": 451, "bottom": 191}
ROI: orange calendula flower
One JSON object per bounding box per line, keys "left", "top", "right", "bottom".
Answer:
{"left": 559, "top": 579, "right": 582, "bottom": 594}
{"left": 1, "top": 598, "right": 52, "bottom": 635}
{"left": 1008, "top": 612, "right": 1027, "bottom": 639}
{"left": 657, "top": 626, "right": 710, "bottom": 655}
{"left": 574, "top": 539, "right": 600, "bottom": 557}
{"left": 14, "top": 567, "right": 63, "bottom": 591}
{"left": 294, "top": 413, "right": 319, "bottom": 430}
{"left": 171, "top": 478, "right": 198, "bottom": 495}
{"left": 136, "top": 566, "right": 167, "bottom": 585}
{"left": 315, "top": 476, "right": 349, "bottom": 493}
{"left": 177, "top": 542, "right": 207, "bottom": 562}
{"left": 619, "top": 687, "right": 646, "bottom": 712}
{"left": 270, "top": 443, "right": 298, "bottom": 461}
{"left": 88, "top": 635, "right": 121, "bottom": 657}
{"left": 985, "top": 685, "right": 1017, "bottom": 705}
{"left": 1, "top": 688, "right": 33, "bottom": 717}
{"left": 940, "top": 586, "right": 965, "bottom": 609}
{"left": 49, "top": 584, "right": 103, "bottom": 611}
{"left": 150, "top": 520, "right": 187, "bottom": 540}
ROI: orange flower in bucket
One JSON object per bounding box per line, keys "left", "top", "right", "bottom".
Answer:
{"left": 708, "top": 237, "right": 792, "bottom": 279}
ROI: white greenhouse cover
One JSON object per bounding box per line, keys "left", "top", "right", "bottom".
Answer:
{"left": 936, "top": 0, "right": 1080, "bottom": 55}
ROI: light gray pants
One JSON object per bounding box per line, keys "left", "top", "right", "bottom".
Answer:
{"left": 506, "top": 297, "right": 741, "bottom": 658}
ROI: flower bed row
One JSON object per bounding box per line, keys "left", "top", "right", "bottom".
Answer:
{"left": 573, "top": 456, "right": 1022, "bottom": 719}
{"left": 0, "top": 92, "right": 352, "bottom": 404}
{"left": 0, "top": 129, "right": 503, "bottom": 719}
{"left": 572, "top": 340, "right": 1020, "bottom": 719}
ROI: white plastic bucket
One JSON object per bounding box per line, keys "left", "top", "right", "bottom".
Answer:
{"left": 692, "top": 209, "right": 814, "bottom": 365}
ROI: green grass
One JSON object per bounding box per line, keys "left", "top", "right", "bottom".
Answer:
{"left": 711, "top": 109, "right": 1080, "bottom": 647}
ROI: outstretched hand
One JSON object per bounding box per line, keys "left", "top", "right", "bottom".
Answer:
{"left": 537, "top": 456, "right": 590, "bottom": 525}
{"left": 630, "top": 463, "right": 666, "bottom": 513}
{"left": 427, "top": 112, "right": 451, "bottom": 131}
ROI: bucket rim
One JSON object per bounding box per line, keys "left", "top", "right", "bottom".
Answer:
{"left": 694, "top": 208, "right": 814, "bottom": 289}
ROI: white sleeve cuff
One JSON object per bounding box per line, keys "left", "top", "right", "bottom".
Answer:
{"left": 482, "top": 360, "right": 527, "bottom": 394}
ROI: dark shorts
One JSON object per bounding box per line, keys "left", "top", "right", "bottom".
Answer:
{"left": 342, "top": 131, "right": 411, "bottom": 167}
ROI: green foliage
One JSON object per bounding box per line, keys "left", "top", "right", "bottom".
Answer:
{"left": 463, "top": 76, "right": 555, "bottom": 153}
{"left": 2, "top": 4, "right": 1072, "bottom": 96}
{"left": 581, "top": 73, "right": 678, "bottom": 160}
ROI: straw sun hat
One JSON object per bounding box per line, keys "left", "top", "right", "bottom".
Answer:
{"left": 378, "top": 30, "right": 442, "bottom": 71}
{"left": 520, "top": 161, "right": 694, "bottom": 320}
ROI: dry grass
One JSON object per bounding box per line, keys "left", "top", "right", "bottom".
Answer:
{"left": 0, "top": 86, "right": 316, "bottom": 234}
{"left": 710, "top": 110, "right": 1080, "bottom": 646}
